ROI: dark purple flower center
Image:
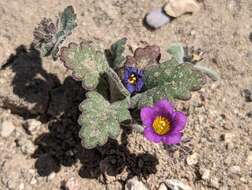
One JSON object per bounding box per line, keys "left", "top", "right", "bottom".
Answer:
{"left": 123, "top": 66, "right": 144, "bottom": 94}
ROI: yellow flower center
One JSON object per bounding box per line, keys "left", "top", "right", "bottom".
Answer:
{"left": 128, "top": 74, "right": 137, "bottom": 85}
{"left": 152, "top": 116, "right": 171, "bottom": 135}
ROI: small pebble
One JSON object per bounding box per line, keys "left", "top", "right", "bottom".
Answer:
{"left": 163, "top": 0, "right": 200, "bottom": 18}
{"left": 210, "top": 177, "right": 219, "bottom": 189}
{"left": 48, "top": 172, "right": 56, "bottom": 181}
{"left": 0, "top": 120, "right": 15, "bottom": 137}
{"left": 30, "top": 176, "right": 37, "bottom": 185}
{"left": 16, "top": 137, "right": 36, "bottom": 155}
{"left": 247, "top": 151, "right": 252, "bottom": 165}
{"left": 199, "top": 168, "right": 211, "bottom": 181}
{"left": 229, "top": 165, "right": 241, "bottom": 175}
{"left": 19, "top": 183, "right": 24, "bottom": 190}
{"left": 125, "top": 176, "right": 149, "bottom": 190}
{"left": 221, "top": 133, "right": 235, "bottom": 143}
{"left": 162, "top": 179, "right": 192, "bottom": 190}
{"left": 24, "top": 119, "right": 42, "bottom": 135}
{"left": 158, "top": 183, "right": 167, "bottom": 190}
{"left": 63, "top": 177, "right": 80, "bottom": 190}
{"left": 145, "top": 9, "right": 171, "bottom": 29}
{"left": 186, "top": 153, "right": 199, "bottom": 166}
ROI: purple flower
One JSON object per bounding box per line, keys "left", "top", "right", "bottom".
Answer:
{"left": 140, "top": 99, "right": 187, "bottom": 144}
{"left": 123, "top": 66, "right": 144, "bottom": 94}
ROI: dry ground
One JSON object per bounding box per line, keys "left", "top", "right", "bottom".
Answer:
{"left": 0, "top": 0, "right": 251, "bottom": 190}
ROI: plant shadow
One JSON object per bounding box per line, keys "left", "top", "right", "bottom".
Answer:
{"left": 1, "top": 44, "right": 61, "bottom": 121}
{"left": 1, "top": 43, "right": 158, "bottom": 181}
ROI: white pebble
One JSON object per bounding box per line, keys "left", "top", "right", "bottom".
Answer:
{"left": 0, "top": 120, "right": 15, "bottom": 137}
{"left": 163, "top": 179, "right": 192, "bottom": 190}
{"left": 125, "top": 177, "right": 149, "bottom": 190}
{"left": 25, "top": 119, "right": 42, "bottom": 134}
{"left": 186, "top": 153, "right": 199, "bottom": 166}
{"left": 158, "top": 183, "right": 168, "bottom": 190}
{"left": 145, "top": 9, "right": 171, "bottom": 29}
{"left": 229, "top": 165, "right": 241, "bottom": 175}
{"left": 48, "top": 172, "right": 56, "bottom": 181}
{"left": 200, "top": 168, "right": 211, "bottom": 181}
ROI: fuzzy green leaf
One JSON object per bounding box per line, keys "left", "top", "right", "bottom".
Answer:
{"left": 60, "top": 42, "right": 108, "bottom": 90}
{"left": 194, "top": 64, "right": 220, "bottom": 81}
{"left": 106, "top": 67, "right": 130, "bottom": 102}
{"left": 167, "top": 43, "right": 185, "bottom": 64}
{"left": 78, "top": 91, "right": 131, "bottom": 149}
{"left": 58, "top": 6, "right": 77, "bottom": 34}
{"left": 33, "top": 6, "right": 77, "bottom": 60}
{"left": 130, "top": 59, "right": 206, "bottom": 108}
{"left": 109, "top": 38, "right": 127, "bottom": 69}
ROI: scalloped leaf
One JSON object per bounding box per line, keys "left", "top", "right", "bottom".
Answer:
{"left": 60, "top": 42, "right": 108, "bottom": 90}
{"left": 167, "top": 43, "right": 185, "bottom": 64}
{"left": 33, "top": 6, "right": 77, "bottom": 60}
{"left": 78, "top": 91, "right": 131, "bottom": 149}
{"left": 130, "top": 59, "right": 206, "bottom": 108}
{"left": 109, "top": 38, "right": 127, "bottom": 69}
{"left": 58, "top": 5, "right": 77, "bottom": 34}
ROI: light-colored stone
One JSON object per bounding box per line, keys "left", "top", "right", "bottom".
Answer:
{"left": 186, "top": 153, "right": 199, "bottom": 166}
{"left": 199, "top": 168, "right": 210, "bottom": 181}
{"left": 229, "top": 165, "right": 241, "bottom": 175}
{"left": 210, "top": 177, "right": 219, "bottom": 189}
{"left": 163, "top": 0, "right": 200, "bottom": 18}
{"left": 0, "top": 120, "right": 15, "bottom": 137}
{"left": 25, "top": 119, "right": 42, "bottom": 134}
{"left": 222, "top": 133, "right": 236, "bottom": 143}
{"left": 30, "top": 177, "right": 37, "bottom": 185}
{"left": 64, "top": 177, "right": 80, "bottom": 190}
{"left": 158, "top": 183, "right": 168, "bottom": 190}
{"left": 125, "top": 177, "right": 149, "bottom": 190}
{"left": 48, "top": 172, "right": 56, "bottom": 181}
{"left": 19, "top": 183, "right": 24, "bottom": 190}
{"left": 146, "top": 9, "right": 171, "bottom": 29}
{"left": 247, "top": 151, "right": 252, "bottom": 165}
{"left": 17, "top": 137, "right": 36, "bottom": 155}
{"left": 162, "top": 179, "right": 192, "bottom": 190}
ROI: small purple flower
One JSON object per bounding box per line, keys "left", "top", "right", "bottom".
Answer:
{"left": 123, "top": 66, "right": 144, "bottom": 94}
{"left": 140, "top": 99, "right": 187, "bottom": 144}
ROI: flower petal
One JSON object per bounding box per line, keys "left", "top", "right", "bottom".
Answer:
{"left": 127, "top": 84, "right": 136, "bottom": 94}
{"left": 154, "top": 99, "right": 174, "bottom": 117}
{"left": 144, "top": 126, "right": 162, "bottom": 143}
{"left": 162, "top": 133, "right": 182, "bottom": 145}
{"left": 171, "top": 111, "right": 187, "bottom": 134}
{"left": 136, "top": 78, "right": 144, "bottom": 92}
{"left": 137, "top": 69, "right": 144, "bottom": 77}
{"left": 123, "top": 68, "right": 130, "bottom": 82}
{"left": 140, "top": 107, "right": 156, "bottom": 127}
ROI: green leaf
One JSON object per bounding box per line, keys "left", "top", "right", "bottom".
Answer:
{"left": 33, "top": 6, "right": 77, "bottom": 60}
{"left": 78, "top": 91, "right": 131, "bottom": 149}
{"left": 130, "top": 59, "right": 206, "bottom": 108}
{"left": 109, "top": 38, "right": 127, "bottom": 69}
{"left": 106, "top": 67, "right": 130, "bottom": 102}
{"left": 167, "top": 43, "right": 185, "bottom": 64}
{"left": 60, "top": 41, "right": 130, "bottom": 101}
{"left": 58, "top": 5, "right": 77, "bottom": 34}
{"left": 194, "top": 64, "right": 220, "bottom": 81}
{"left": 60, "top": 42, "right": 108, "bottom": 90}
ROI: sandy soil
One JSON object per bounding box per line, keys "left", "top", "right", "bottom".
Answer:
{"left": 0, "top": 0, "right": 252, "bottom": 190}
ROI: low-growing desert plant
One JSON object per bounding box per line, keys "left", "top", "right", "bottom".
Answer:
{"left": 33, "top": 6, "right": 218, "bottom": 149}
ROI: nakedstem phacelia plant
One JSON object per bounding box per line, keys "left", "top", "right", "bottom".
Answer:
{"left": 33, "top": 6, "right": 219, "bottom": 149}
